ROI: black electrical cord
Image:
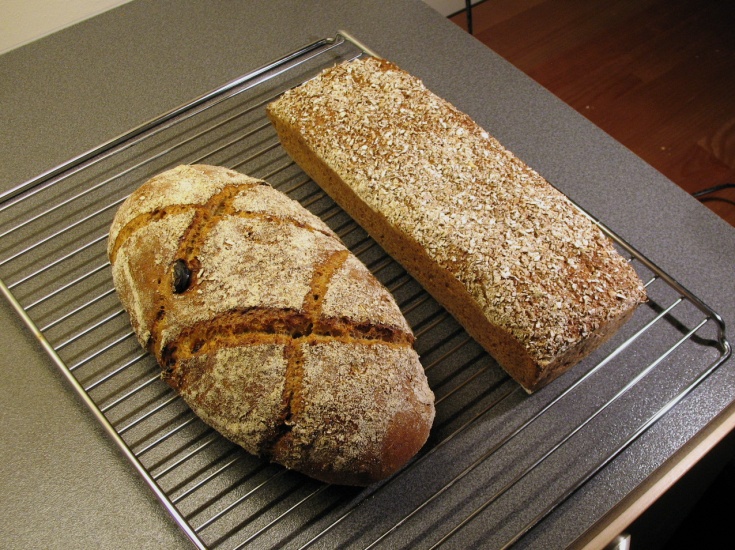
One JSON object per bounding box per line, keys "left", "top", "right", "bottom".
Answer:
{"left": 692, "top": 183, "right": 735, "bottom": 198}
{"left": 466, "top": 0, "right": 474, "bottom": 35}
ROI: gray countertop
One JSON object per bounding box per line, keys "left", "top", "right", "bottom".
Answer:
{"left": 1, "top": 1, "right": 733, "bottom": 548}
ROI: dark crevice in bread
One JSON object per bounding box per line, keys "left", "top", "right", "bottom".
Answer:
{"left": 261, "top": 342, "right": 305, "bottom": 459}
{"left": 315, "top": 317, "right": 414, "bottom": 346}
{"left": 302, "top": 249, "right": 350, "bottom": 318}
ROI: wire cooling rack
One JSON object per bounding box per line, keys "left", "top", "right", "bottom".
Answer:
{"left": 0, "top": 33, "right": 730, "bottom": 549}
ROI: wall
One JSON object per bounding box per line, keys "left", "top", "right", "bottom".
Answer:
{"left": 0, "top": 0, "right": 480, "bottom": 55}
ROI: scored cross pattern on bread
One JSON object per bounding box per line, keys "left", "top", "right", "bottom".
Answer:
{"left": 108, "top": 164, "right": 434, "bottom": 486}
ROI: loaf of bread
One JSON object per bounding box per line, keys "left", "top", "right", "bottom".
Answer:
{"left": 267, "top": 57, "right": 647, "bottom": 393}
{"left": 108, "top": 164, "right": 435, "bottom": 486}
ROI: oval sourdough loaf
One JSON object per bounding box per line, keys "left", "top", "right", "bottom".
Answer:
{"left": 108, "top": 164, "right": 435, "bottom": 486}
{"left": 266, "top": 57, "right": 648, "bottom": 393}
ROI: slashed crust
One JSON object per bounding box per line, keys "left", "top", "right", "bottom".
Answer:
{"left": 109, "top": 164, "right": 435, "bottom": 485}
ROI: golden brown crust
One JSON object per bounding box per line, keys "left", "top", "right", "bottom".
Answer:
{"left": 267, "top": 57, "right": 647, "bottom": 392}
{"left": 109, "top": 164, "right": 435, "bottom": 485}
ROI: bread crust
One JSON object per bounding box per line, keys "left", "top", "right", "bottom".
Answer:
{"left": 267, "top": 57, "right": 647, "bottom": 392}
{"left": 109, "top": 164, "right": 435, "bottom": 485}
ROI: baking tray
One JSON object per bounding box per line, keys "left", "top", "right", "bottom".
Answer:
{"left": 0, "top": 33, "right": 730, "bottom": 549}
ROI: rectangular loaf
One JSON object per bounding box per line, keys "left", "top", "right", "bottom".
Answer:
{"left": 267, "top": 57, "right": 647, "bottom": 392}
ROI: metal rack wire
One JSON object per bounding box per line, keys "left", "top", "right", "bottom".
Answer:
{"left": 0, "top": 33, "right": 730, "bottom": 549}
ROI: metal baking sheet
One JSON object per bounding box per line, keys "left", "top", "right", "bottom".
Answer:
{"left": 0, "top": 33, "right": 729, "bottom": 549}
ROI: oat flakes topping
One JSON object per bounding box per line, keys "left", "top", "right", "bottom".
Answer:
{"left": 271, "top": 57, "right": 646, "bottom": 364}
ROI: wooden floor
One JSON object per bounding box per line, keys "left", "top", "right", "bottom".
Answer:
{"left": 450, "top": 0, "right": 735, "bottom": 227}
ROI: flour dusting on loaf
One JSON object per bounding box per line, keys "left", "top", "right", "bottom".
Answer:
{"left": 109, "top": 164, "right": 434, "bottom": 485}
{"left": 267, "top": 57, "right": 647, "bottom": 392}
